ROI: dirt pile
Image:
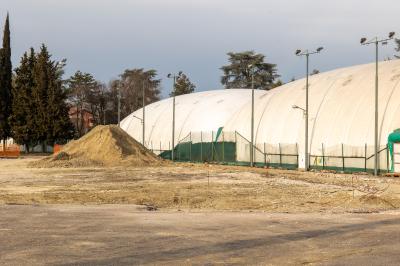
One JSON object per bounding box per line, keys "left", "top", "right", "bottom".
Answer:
{"left": 31, "top": 125, "right": 162, "bottom": 168}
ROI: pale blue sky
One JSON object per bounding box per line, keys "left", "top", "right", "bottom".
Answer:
{"left": 1, "top": 0, "right": 399, "bottom": 97}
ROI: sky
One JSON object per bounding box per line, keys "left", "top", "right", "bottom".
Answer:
{"left": 1, "top": 0, "right": 400, "bottom": 97}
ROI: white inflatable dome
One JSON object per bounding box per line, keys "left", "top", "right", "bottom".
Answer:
{"left": 121, "top": 60, "right": 400, "bottom": 169}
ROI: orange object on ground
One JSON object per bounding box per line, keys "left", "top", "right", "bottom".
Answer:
{"left": 54, "top": 144, "right": 63, "bottom": 154}
{"left": 0, "top": 144, "right": 20, "bottom": 158}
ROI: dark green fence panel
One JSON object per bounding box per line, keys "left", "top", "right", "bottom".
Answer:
{"left": 172, "top": 141, "right": 236, "bottom": 163}
{"left": 159, "top": 150, "right": 172, "bottom": 160}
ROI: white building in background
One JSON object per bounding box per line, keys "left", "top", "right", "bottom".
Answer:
{"left": 120, "top": 60, "right": 400, "bottom": 171}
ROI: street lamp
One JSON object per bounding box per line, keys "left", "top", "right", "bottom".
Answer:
{"left": 248, "top": 64, "right": 255, "bottom": 167}
{"left": 292, "top": 105, "right": 306, "bottom": 113}
{"left": 360, "top": 32, "right": 395, "bottom": 176}
{"left": 131, "top": 114, "right": 143, "bottom": 123}
{"left": 167, "top": 71, "right": 182, "bottom": 161}
{"left": 295, "top": 46, "right": 324, "bottom": 171}
{"left": 130, "top": 113, "right": 145, "bottom": 146}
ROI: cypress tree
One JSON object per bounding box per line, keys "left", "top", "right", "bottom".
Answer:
{"left": 10, "top": 48, "right": 36, "bottom": 152}
{"left": 32, "top": 45, "right": 50, "bottom": 150}
{"left": 0, "top": 14, "right": 12, "bottom": 149}
{"left": 46, "top": 51, "right": 74, "bottom": 144}
{"left": 32, "top": 44, "right": 73, "bottom": 150}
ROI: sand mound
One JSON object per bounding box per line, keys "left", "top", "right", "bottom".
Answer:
{"left": 31, "top": 125, "right": 162, "bottom": 168}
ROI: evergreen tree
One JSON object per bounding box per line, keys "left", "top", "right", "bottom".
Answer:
{"left": 32, "top": 45, "right": 50, "bottom": 148}
{"left": 46, "top": 56, "right": 74, "bottom": 145}
{"left": 32, "top": 45, "right": 73, "bottom": 150}
{"left": 170, "top": 73, "right": 196, "bottom": 96}
{"left": 221, "top": 51, "right": 279, "bottom": 90}
{"left": 9, "top": 49, "right": 36, "bottom": 151}
{"left": 0, "top": 14, "right": 12, "bottom": 148}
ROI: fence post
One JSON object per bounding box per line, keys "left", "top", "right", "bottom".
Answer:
{"left": 234, "top": 131, "right": 237, "bottom": 164}
{"left": 387, "top": 143, "right": 390, "bottom": 173}
{"left": 222, "top": 131, "right": 225, "bottom": 164}
{"left": 322, "top": 143, "right": 325, "bottom": 169}
{"left": 279, "top": 143, "right": 282, "bottom": 167}
{"left": 211, "top": 131, "right": 214, "bottom": 162}
{"left": 364, "top": 143, "right": 367, "bottom": 172}
{"left": 296, "top": 143, "right": 299, "bottom": 168}
{"left": 189, "top": 132, "right": 192, "bottom": 162}
{"left": 160, "top": 141, "right": 161, "bottom": 153}
{"left": 264, "top": 142, "right": 267, "bottom": 166}
{"left": 342, "top": 143, "right": 345, "bottom": 172}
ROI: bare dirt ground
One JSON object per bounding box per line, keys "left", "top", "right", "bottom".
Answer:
{"left": 1, "top": 157, "right": 400, "bottom": 212}
{"left": 2, "top": 157, "right": 400, "bottom": 265}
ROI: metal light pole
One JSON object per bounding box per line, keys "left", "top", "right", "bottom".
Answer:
{"left": 142, "top": 80, "right": 146, "bottom": 147}
{"left": 248, "top": 64, "right": 255, "bottom": 167}
{"left": 360, "top": 32, "right": 395, "bottom": 176}
{"left": 167, "top": 71, "right": 182, "bottom": 161}
{"left": 295, "top": 47, "right": 324, "bottom": 171}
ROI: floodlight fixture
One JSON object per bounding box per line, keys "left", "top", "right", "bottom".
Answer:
{"left": 131, "top": 114, "right": 143, "bottom": 123}
{"left": 295, "top": 49, "right": 302, "bottom": 55}
{"left": 317, "top": 47, "right": 324, "bottom": 52}
{"left": 360, "top": 37, "right": 367, "bottom": 44}
{"left": 292, "top": 105, "right": 305, "bottom": 112}
{"left": 389, "top": 32, "right": 395, "bottom": 39}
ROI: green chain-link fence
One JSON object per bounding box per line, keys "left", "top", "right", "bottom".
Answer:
{"left": 156, "top": 130, "right": 299, "bottom": 169}
{"left": 153, "top": 130, "right": 391, "bottom": 173}
{"left": 309, "top": 143, "right": 390, "bottom": 174}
